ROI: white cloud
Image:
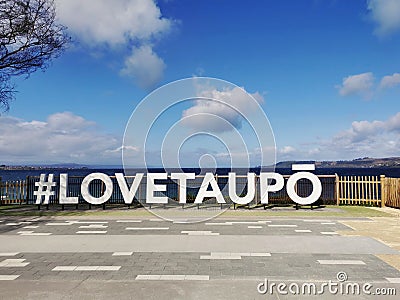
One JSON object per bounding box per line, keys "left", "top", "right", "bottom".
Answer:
{"left": 56, "top": 0, "right": 171, "bottom": 46}
{"left": 380, "top": 73, "right": 400, "bottom": 88}
{"left": 277, "top": 112, "right": 400, "bottom": 161}
{"left": 0, "top": 112, "right": 123, "bottom": 164}
{"left": 336, "top": 72, "right": 374, "bottom": 98}
{"left": 55, "top": 0, "right": 172, "bottom": 89}
{"left": 181, "top": 86, "right": 264, "bottom": 133}
{"left": 279, "top": 146, "right": 296, "bottom": 155}
{"left": 367, "top": 0, "right": 400, "bottom": 36}
{"left": 120, "top": 45, "right": 166, "bottom": 89}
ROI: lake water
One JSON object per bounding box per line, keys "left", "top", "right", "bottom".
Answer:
{"left": 1, "top": 167, "right": 400, "bottom": 181}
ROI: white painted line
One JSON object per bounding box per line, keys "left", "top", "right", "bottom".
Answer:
{"left": 17, "top": 231, "right": 33, "bottom": 234}
{"left": 97, "top": 266, "right": 121, "bottom": 271}
{"left": 149, "top": 219, "right": 164, "bottom": 222}
{"left": 248, "top": 226, "right": 262, "bottom": 229}
{"left": 136, "top": 275, "right": 161, "bottom": 280}
{"left": 205, "top": 222, "right": 233, "bottom": 226}
{"left": 19, "top": 222, "right": 31, "bottom": 224}
{"left": 75, "top": 266, "right": 99, "bottom": 271}
{"left": 28, "top": 218, "right": 42, "bottom": 222}
{"left": 52, "top": 266, "right": 77, "bottom": 271}
{"left": 46, "top": 223, "right": 73, "bottom": 226}
{"left": 112, "top": 252, "right": 133, "bottom": 256}
{"left": 0, "top": 275, "right": 20, "bottom": 280}
{"left": 69, "top": 221, "right": 108, "bottom": 224}
{"left": 0, "top": 253, "right": 19, "bottom": 257}
{"left": 249, "top": 253, "right": 272, "bottom": 257}
{"left": 116, "top": 220, "right": 142, "bottom": 223}
{"left": 181, "top": 231, "right": 219, "bottom": 236}
{"left": 79, "top": 225, "right": 108, "bottom": 229}
{"left": 236, "top": 253, "right": 271, "bottom": 257}
{"left": 321, "top": 222, "right": 335, "bottom": 225}
{"left": 126, "top": 227, "right": 169, "bottom": 230}
{"left": 200, "top": 255, "right": 242, "bottom": 260}
{"left": 6, "top": 223, "right": 21, "bottom": 226}
{"left": 0, "top": 259, "right": 29, "bottom": 267}
{"left": 160, "top": 275, "right": 185, "bottom": 280}
{"left": 76, "top": 231, "right": 107, "bottom": 234}
{"left": 184, "top": 275, "right": 209, "bottom": 281}
{"left": 268, "top": 225, "right": 298, "bottom": 228}
{"left": 231, "top": 221, "right": 271, "bottom": 225}
{"left": 303, "top": 220, "right": 332, "bottom": 223}
{"left": 201, "top": 252, "right": 271, "bottom": 259}
{"left": 23, "top": 226, "right": 39, "bottom": 229}
{"left": 20, "top": 233, "right": 52, "bottom": 236}
{"left": 386, "top": 278, "right": 400, "bottom": 283}
{"left": 52, "top": 266, "right": 121, "bottom": 271}
{"left": 135, "top": 275, "right": 209, "bottom": 281}
{"left": 321, "top": 232, "right": 338, "bottom": 235}
{"left": 317, "top": 260, "right": 365, "bottom": 265}
{"left": 295, "top": 230, "right": 312, "bottom": 233}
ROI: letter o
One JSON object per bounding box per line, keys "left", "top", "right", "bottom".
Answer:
{"left": 286, "top": 172, "right": 322, "bottom": 205}
{"left": 81, "top": 173, "right": 113, "bottom": 205}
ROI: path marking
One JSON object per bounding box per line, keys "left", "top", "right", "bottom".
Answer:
{"left": 205, "top": 222, "right": 233, "bottom": 226}
{"left": 248, "top": 226, "right": 263, "bottom": 229}
{"left": 200, "top": 252, "right": 271, "bottom": 259}
{"left": 69, "top": 221, "right": 108, "bottom": 224}
{"left": 317, "top": 260, "right": 365, "bottom": 265}
{"left": 181, "top": 231, "right": 219, "bottom": 236}
{"left": 23, "top": 226, "right": 39, "bottom": 229}
{"left": 20, "top": 232, "right": 52, "bottom": 236}
{"left": 295, "top": 230, "right": 312, "bottom": 233}
{"left": 126, "top": 227, "right": 169, "bottom": 231}
{"left": 0, "top": 259, "right": 29, "bottom": 267}
{"left": 79, "top": 225, "right": 108, "bottom": 229}
{"left": 76, "top": 231, "right": 107, "bottom": 234}
{"left": 0, "top": 253, "right": 19, "bottom": 257}
{"left": 46, "top": 223, "right": 73, "bottom": 226}
{"left": 268, "top": 225, "right": 298, "bottom": 228}
{"left": 0, "top": 275, "right": 20, "bottom": 280}
{"left": 386, "top": 278, "right": 400, "bottom": 283}
{"left": 135, "top": 275, "right": 209, "bottom": 281}
{"left": 112, "top": 252, "right": 133, "bottom": 256}
{"left": 321, "top": 232, "right": 338, "bottom": 235}
{"left": 116, "top": 220, "right": 142, "bottom": 223}
{"left": 52, "top": 266, "right": 121, "bottom": 271}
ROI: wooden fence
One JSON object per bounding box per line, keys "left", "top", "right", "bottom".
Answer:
{"left": 1, "top": 174, "right": 400, "bottom": 209}
{"left": 0, "top": 179, "right": 27, "bottom": 204}
{"left": 383, "top": 176, "right": 400, "bottom": 209}
{"left": 336, "top": 175, "right": 400, "bottom": 208}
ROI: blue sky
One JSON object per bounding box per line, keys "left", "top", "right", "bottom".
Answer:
{"left": 1, "top": 0, "right": 400, "bottom": 166}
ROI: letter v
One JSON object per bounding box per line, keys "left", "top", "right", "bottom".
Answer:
{"left": 115, "top": 173, "right": 143, "bottom": 204}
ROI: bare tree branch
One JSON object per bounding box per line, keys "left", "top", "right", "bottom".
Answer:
{"left": 0, "top": 0, "right": 69, "bottom": 112}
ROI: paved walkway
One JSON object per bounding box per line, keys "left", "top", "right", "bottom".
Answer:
{"left": 0, "top": 214, "right": 399, "bottom": 299}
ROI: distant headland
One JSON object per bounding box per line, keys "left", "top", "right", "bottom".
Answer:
{"left": 274, "top": 157, "right": 400, "bottom": 168}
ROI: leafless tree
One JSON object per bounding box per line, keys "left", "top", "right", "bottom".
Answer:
{"left": 0, "top": 0, "right": 69, "bottom": 111}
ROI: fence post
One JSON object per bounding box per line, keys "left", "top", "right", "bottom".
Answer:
{"left": 380, "top": 175, "right": 386, "bottom": 208}
{"left": 335, "top": 174, "right": 340, "bottom": 205}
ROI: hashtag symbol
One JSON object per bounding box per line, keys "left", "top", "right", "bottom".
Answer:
{"left": 34, "top": 174, "right": 56, "bottom": 204}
